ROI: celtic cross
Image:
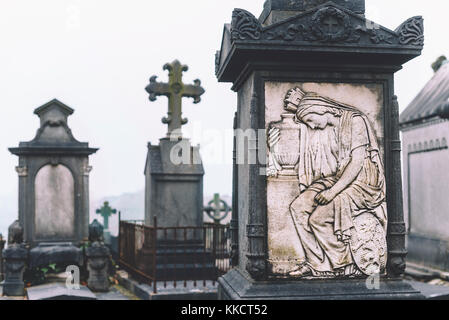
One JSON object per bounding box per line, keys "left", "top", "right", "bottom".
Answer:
{"left": 145, "top": 60, "right": 205, "bottom": 138}
{"left": 96, "top": 201, "right": 117, "bottom": 230}
{"left": 204, "top": 193, "right": 231, "bottom": 224}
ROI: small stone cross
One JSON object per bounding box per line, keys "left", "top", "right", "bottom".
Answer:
{"left": 323, "top": 16, "right": 340, "bottom": 33}
{"left": 96, "top": 201, "right": 117, "bottom": 230}
{"left": 145, "top": 60, "right": 205, "bottom": 138}
{"left": 204, "top": 193, "right": 231, "bottom": 224}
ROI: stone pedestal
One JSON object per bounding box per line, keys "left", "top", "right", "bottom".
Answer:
{"left": 29, "top": 242, "right": 83, "bottom": 269}
{"left": 218, "top": 269, "right": 424, "bottom": 300}
{"left": 86, "top": 242, "right": 110, "bottom": 292}
{"left": 3, "top": 244, "right": 28, "bottom": 296}
{"left": 145, "top": 138, "right": 204, "bottom": 231}
{"left": 216, "top": 0, "right": 425, "bottom": 299}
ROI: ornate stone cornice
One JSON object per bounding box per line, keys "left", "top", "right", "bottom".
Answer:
{"left": 217, "top": 3, "right": 424, "bottom": 82}
{"left": 395, "top": 16, "right": 424, "bottom": 46}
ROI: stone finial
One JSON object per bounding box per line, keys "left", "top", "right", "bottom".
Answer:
{"left": 89, "top": 219, "right": 104, "bottom": 243}
{"left": 432, "top": 55, "right": 448, "bottom": 73}
{"left": 8, "top": 220, "right": 24, "bottom": 245}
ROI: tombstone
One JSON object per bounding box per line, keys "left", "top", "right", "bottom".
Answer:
{"left": 216, "top": 0, "right": 425, "bottom": 299}
{"left": 144, "top": 60, "right": 205, "bottom": 232}
{"left": 8, "top": 99, "right": 98, "bottom": 267}
{"left": 400, "top": 57, "right": 449, "bottom": 273}
{"left": 144, "top": 60, "right": 216, "bottom": 280}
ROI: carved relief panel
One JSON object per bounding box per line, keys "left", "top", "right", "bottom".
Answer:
{"left": 266, "top": 82, "right": 387, "bottom": 279}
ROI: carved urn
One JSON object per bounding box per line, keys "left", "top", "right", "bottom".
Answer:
{"left": 268, "top": 113, "right": 301, "bottom": 177}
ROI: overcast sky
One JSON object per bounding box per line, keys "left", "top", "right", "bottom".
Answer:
{"left": 0, "top": 1, "right": 447, "bottom": 231}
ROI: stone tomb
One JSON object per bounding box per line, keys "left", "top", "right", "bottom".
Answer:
{"left": 216, "top": 0, "right": 425, "bottom": 299}
{"left": 400, "top": 58, "right": 449, "bottom": 273}
{"left": 143, "top": 60, "right": 215, "bottom": 280}
{"left": 9, "top": 99, "right": 98, "bottom": 266}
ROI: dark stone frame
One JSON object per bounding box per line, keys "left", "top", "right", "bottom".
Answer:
{"left": 10, "top": 150, "right": 95, "bottom": 247}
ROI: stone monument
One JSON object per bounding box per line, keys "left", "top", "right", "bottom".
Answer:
{"left": 400, "top": 57, "right": 449, "bottom": 273}
{"left": 144, "top": 60, "right": 205, "bottom": 231}
{"left": 144, "top": 60, "right": 215, "bottom": 280}
{"left": 216, "top": 0, "right": 425, "bottom": 299}
{"left": 8, "top": 99, "right": 98, "bottom": 267}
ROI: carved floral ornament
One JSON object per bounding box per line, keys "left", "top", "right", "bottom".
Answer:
{"left": 230, "top": 6, "right": 423, "bottom": 46}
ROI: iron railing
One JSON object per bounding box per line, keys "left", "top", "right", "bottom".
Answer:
{"left": 118, "top": 219, "right": 230, "bottom": 293}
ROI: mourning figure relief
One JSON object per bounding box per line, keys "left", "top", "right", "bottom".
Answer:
{"left": 267, "top": 87, "right": 387, "bottom": 278}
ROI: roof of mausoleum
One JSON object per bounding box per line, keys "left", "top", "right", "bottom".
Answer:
{"left": 400, "top": 60, "right": 449, "bottom": 128}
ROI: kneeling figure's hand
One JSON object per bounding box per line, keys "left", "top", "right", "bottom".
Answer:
{"left": 315, "top": 189, "right": 337, "bottom": 205}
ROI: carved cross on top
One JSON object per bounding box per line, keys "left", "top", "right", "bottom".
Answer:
{"left": 96, "top": 201, "right": 117, "bottom": 230}
{"left": 323, "top": 16, "right": 340, "bottom": 34}
{"left": 145, "top": 60, "right": 205, "bottom": 138}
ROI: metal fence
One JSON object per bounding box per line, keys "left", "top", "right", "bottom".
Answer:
{"left": 118, "top": 219, "right": 230, "bottom": 293}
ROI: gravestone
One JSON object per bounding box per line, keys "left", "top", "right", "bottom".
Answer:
{"left": 400, "top": 57, "right": 449, "bottom": 273}
{"left": 216, "top": 0, "right": 425, "bottom": 299}
{"left": 143, "top": 60, "right": 215, "bottom": 280}
{"left": 144, "top": 60, "right": 205, "bottom": 231}
{"left": 8, "top": 99, "right": 98, "bottom": 266}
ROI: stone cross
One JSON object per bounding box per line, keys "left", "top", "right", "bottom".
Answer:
{"left": 204, "top": 193, "right": 231, "bottom": 224}
{"left": 96, "top": 202, "right": 116, "bottom": 230}
{"left": 323, "top": 16, "right": 340, "bottom": 33}
{"left": 145, "top": 60, "right": 205, "bottom": 138}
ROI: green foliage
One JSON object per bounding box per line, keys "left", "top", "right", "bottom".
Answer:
{"left": 24, "top": 263, "right": 66, "bottom": 286}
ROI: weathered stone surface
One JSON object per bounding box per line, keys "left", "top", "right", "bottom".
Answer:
{"left": 218, "top": 269, "right": 424, "bottom": 300}
{"left": 26, "top": 283, "right": 97, "bottom": 300}
{"left": 35, "top": 164, "right": 75, "bottom": 239}
{"left": 3, "top": 244, "right": 28, "bottom": 296}
{"left": 145, "top": 60, "right": 205, "bottom": 139}
{"left": 29, "top": 242, "right": 83, "bottom": 269}
{"left": 86, "top": 242, "right": 110, "bottom": 292}
{"left": 260, "top": 0, "right": 366, "bottom": 25}
{"left": 266, "top": 83, "right": 387, "bottom": 278}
